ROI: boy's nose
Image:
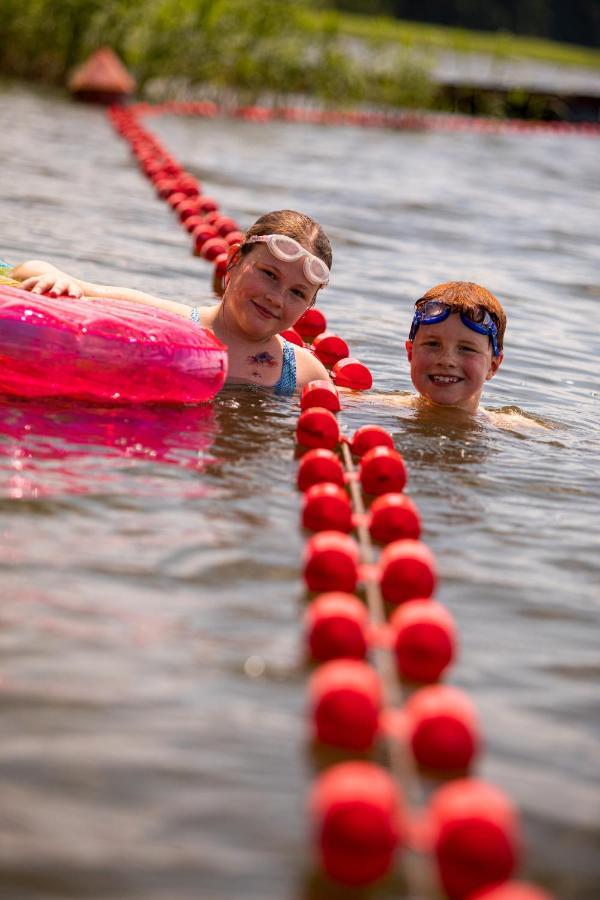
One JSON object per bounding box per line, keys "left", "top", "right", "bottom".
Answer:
{"left": 438, "top": 346, "right": 458, "bottom": 366}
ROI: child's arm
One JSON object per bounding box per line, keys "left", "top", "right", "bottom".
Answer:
{"left": 295, "top": 345, "right": 331, "bottom": 389}
{"left": 10, "top": 260, "right": 191, "bottom": 318}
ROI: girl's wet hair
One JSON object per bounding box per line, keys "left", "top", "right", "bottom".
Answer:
{"left": 416, "top": 281, "right": 507, "bottom": 352}
{"left": 241, "top": 209, "right": 332, "bottom": 270}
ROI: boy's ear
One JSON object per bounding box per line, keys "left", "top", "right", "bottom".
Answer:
{"left": 405, "top": 340, "right": 413, "bottom": 362}
{"left": 486, "top": 352, "right": 504, "bottom": 381}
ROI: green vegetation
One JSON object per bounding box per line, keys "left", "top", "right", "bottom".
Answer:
{"left": 1, "top": 0, "right": 597, "bottom": 116}
{"left": 310, "top": 7, "right": 600, "bottom": 69}
{"left": 0, "top": 0, "right": 434, "bottom": 108}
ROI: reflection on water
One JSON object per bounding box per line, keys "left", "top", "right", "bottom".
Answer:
{"left": 1, "top": 85, "right": 599, "bottom": 900}
{"left": 0, "top": 398, "right": 217, "bottom": 498}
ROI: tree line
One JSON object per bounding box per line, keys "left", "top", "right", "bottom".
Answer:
{"left": 326, "top": 0, "right": 600, "bottom": 48}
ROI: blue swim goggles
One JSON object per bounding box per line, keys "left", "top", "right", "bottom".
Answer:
{"left": 409, "top": 299, "right": 500, "bottom": 357}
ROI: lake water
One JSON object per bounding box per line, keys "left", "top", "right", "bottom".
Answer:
{"left": 0, "top": 85, "right": 599, "bottom": 899}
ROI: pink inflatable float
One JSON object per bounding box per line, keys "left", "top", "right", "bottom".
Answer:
{"left": 0, "top": 285, "right": 227, "bottom": 403}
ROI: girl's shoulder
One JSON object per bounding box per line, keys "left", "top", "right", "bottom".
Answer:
{"left": 292, "top": 342, "right": 330, "bottom": 388}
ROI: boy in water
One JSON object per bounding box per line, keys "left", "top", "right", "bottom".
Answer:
{"left": 403, "top": 281, "right": 505, "bottom": 416}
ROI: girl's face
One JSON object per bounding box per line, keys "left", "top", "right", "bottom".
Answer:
{"left": 225, "top": 244, "right": 319, "bottom": 340}
{"left": 407, "top": 312, "right": 502, "bottom": 414}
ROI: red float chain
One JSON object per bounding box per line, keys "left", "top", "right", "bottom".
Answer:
{"left": 295, "top": 381, "right": 552, "bottom": 900}
{"left": 107, "top": 103, "right": 374, "bottom": 389}
{"left": 106, "top": 101, "right": 554, "bottom": 898}
{"left": 121, "top": 99, "right": 600, "bottom": 138}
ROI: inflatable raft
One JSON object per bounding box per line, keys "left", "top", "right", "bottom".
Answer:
{"left": 0, "top": 284, "right": 227, "bottom": 403}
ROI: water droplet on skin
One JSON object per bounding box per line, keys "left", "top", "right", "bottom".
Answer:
{"left": 244, "top": 655, "right": 266, "bottom": 678}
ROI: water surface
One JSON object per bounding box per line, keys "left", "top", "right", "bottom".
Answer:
{"left": 1, "top": 86, "right": 599, "bottom": 899}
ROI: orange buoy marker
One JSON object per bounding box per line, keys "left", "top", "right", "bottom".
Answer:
{"left": 359, "top": 446, "right": 408, "bottom": 496}
{"left": 428, "top": 779, "right": 520, "bottom": 899}
{"left": 369, "top": 492, "right": 422, "bottom": 543}
{"left": 389, "top": 599, "right": 456, "bottom": 683}
{"left": 404, "top": 685, "right": 479, "bottom": 772}
{"left": 296, "top": 407, "right": 340, "bottom": 450}
{"left": 297, "top": 448, "right": 345, "bottom": 492}
{"left": 303, "top": 531, "right": 360, "bottom": 594}
{"left": 350, "top": 424, "right": 395, "bottom": 457}
{"left": 69, "top": 48, "right": 136, "bottom": 104}
{"left": 294, "top": 307, "right": 327, "bottom": 339}
{"left": 467, "top": 882, "right": 554, "bottom": 900}
{"left": 310, "top": 761, "right": 403, "bottom": 886}
{"left": 300, "top": 379, "right": 341, "bottom": 413}
{"left": 312, "top": 332, "right": 350, "bottom": 368}
{"left": 304, "top": 592, "right": 369, "bottom": 662}
{"left": 379, "top": 539, "right": 437, "bottom": 605}
{"left": 302, "top": 483, "right": 353, "bottom": 533}
{"left": 331, "top": 357, "right": 373, "bottom": 390}
{"left": 309, "top": 659, "right": 382, "bottom": 750}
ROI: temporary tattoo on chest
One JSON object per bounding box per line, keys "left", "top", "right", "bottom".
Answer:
{"left": 248, "top": 352, "right": 277, "bottom": 368}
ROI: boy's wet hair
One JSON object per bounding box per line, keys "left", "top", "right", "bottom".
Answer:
{"left": 241, "top": 209, "right": 332, "bottom": 269}
{"left": 417, "top": 281, "right": 507, "bottom": 353}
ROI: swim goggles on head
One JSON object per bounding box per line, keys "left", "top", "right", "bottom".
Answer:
{"left": 409, "top": 299, "right": 500, "bottom": 357}
{"left": 245, "top": 234, "right": 329, "bottom": 286}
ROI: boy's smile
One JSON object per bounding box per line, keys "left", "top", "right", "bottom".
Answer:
{"left": 407, "top": 313, "right": 502, "bottom": 414}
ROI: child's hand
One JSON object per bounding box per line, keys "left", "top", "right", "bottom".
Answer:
{"left": 19, "top": 272, "right": 83, "bottom": 299}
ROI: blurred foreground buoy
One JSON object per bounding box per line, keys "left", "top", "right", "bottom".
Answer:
{"left": 428, "top": 779, "right": 520, "bottom": 899}
{"left": 310, "top": 761, "right": 403, "bottom": 886}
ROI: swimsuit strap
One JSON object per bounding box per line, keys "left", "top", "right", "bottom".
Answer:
{"left": 273, "top": 339, "right": 297, "bottom": 396}
{"left": 190, "top": 309, "right": 297, "bottom": 396}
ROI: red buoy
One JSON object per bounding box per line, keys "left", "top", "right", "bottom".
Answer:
{"left": 331, "top": 358, "right": 373, "bottom": 390}
{"left": 297, "top": 448, "right": 345, "bottom": 492}
{"left": 302, "top": 483, "right": 353, "bottom": 533}
{"left": 192, "top": 223, "right": 218, "bottom": 253}
{"left": 305, "top": 592, "right": 369, "bottom": 661}
{"left": 429, "top": 779, "right": 520, "bottom": 899}
{"left": 200, "top": 237, "right": 229, "bottom": 261}
{"left": 175, "top": 198, "right": 201, "bottom": 221}
{"left": 389, "top": 599, "right": 456, "bottom": 683}
{"left": 309, "top": 659, "right": 382, "bottom": 751}
{"left": 404, "top": 684, "right": 479, "bottom": 772}
{"left": 296, "top": 407, "right": 340, "bottom": 450}
{"left": 294, "top": 307, "right": 327, "bottom": 339}
{"left": 183, "top": 214, "right": 206, "bottom": 234}
{"left": 303, "top": 531, "right": 360, "bottom": 594}
{"left": 300, "top": 379, "right": 341, "bottom": 413}
{"left": 379, "top": 539, "right": 437, "bottom": 605}
{"left": 467, "top": 882, "right": 553, "bottom": 900}
{"left": 310, "top": 761, "right": 403, "bottom": 886}
{"left": 359, "top": 447, "right": 407, "bottom": 496}
{"left": 350, "top": 425, "right": 394, "bottom": 457}
{"left": 212, "top": 215, "right": 239, "bottom": 237}
{"left": 196, "top": 196, "right": 219, "bottom": 214}
{"left": 225, "top": 230, "right": 245, "bottom": 246}
{"left": 369, "top": 493, "right": 421, "bottom": 543}
{"left": 279, "top": 327, "right": 304, "bottom": 347}
{"left": 312, "top": 332, "right": 350, "bottom": 368}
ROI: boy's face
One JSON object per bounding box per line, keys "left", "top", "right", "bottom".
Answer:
{"left": 406, "top": 312, "right": 503, "bottom": 414}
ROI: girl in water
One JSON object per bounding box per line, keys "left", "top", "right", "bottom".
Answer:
{"left": 10, "top": 209, "right": 331, "bottom": 395}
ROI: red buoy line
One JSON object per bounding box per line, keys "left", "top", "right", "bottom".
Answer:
{"left": 106, "top": 102, "right": 554, "bottom": 899}
{"left": 107, "top": 104, "right": 374, "bottom": 390}
{"left": 118, "top": 99, "right": 599, "bottom": 138}
{"left": 295, "top": 385, "right": 553, "bottom": 899}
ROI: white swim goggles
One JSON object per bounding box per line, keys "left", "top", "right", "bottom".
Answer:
{"left": 245, "top": 234, "right": 329, "bottom": 286}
